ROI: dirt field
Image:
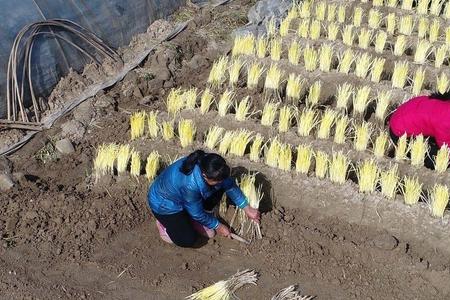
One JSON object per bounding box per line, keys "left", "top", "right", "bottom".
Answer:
{"left": 2, "top": 1, "right": 450, "bottom": 299}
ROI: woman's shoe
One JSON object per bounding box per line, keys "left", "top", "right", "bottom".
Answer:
{"left": 156, "top": 220, "right": 173, "bottom": 243}
{"left": 191, "top": 220, "right": 216, "bottom": 238}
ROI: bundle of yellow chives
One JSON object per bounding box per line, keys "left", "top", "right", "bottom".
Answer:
{"left": 394, "top": 133, "right": 408, "bottom": 161}
{"left": 319, "top": 44, "right": 334, "bottom": 72}
{"left": 161, "top": 121, "right": 175, "bottom": 141}
{"left": 393, "top": 35, "right": 407, "bottom": 56}
{"left": 267, "top": 17, "right": 276, "bottom": 36}
{"left": 327, "top": 23, "right": 339, "bottom": 41}
{"left": 327, "top": 3, "right": 337, "bottom": 22}
{"left": 94, "top": 143, "right": 118, "bottom": 180}
{"left": 264, "top": 64, "right": 283, "bottom": 91}
{"left": 337, "top": 5, "right": 346, "bottom": 23}
{"left": 309, "top": 20, "right": 321, "bottom": 40}
{"left": 338, "top": 49, "right": 354, "bottom": 74}
{"left": 375, "top": 90, "right": 391, "bottom": 122}
{"left": 296, "top": 144, "right": 313, "bottom": 174}
{"left": 270, "top": 38, "right": 282, "bottom": 61}
{"left": 401, "top": 0, "right": 413, "bottom": 10}
{"left": 204, "top": 126, "right": 225, "bottom": 150}
{"left": 398, "top": 15, "right": 413, "bottom": 35}
{"left": 256, "top": 36, "right": 268, "bottom": 58}
{"left": 436, "top": 73, "right": 450, "bottom": 94}
{"left": 183, "top": 87, "right": 198, "bottom": 110}
{"left": 280, "top": 18, "right": 291, "bottom": 37}
{"left": 306, "top": 81, "right": 322, "bottom": 107}
{"left": 261, "top": 102, "right": 279, "bottom": 127}
{"left": 429, "top": 20, "right": 441, "bottom": 43}
{"left": 303, "top": 45, "right": 318, "bottom": 71}
{"left": 130, "top": 111, "right": 146, "bottom": 140}
{"left": 278, "top": 143, "right": 292, "bottom": 171}
{"left": 130, "top": 150, "right": 141, "bottom": 178}
{"left": 356, "top": 159, "right": 379, "bottom": 193}
{"left": 371, "top": 57, "right": 385, "bottom": 83}
{"left": 265, "top": 138, "right": 281, "bottom": 168}
{"left": 374, "top": 31, "right": 387, "bottom": 54}
{"left": 145, "top": 151, "right": 160, "bottom": 181}
{"left": 317, "top": 109, "right": 337, "bottom": 139}
{"left": 231, "top": 34, "right": 255, "bottom": 56}
{"left": 358, "top": 28, "right": 373, "bottom": 49}
{"left": 402, "top": 176, "right": 422, "bottom": 206}
{"left": 374, "top": 131, "right": 389, "bottom": 158}
{"left": 235, "top": 96, "right": 251, "bottom": 121}
{"left": 298, "top": 108, "right": 317, "bottom": 137}
{"left": 207, "top": 56, "right": 228, "bottom": 87}
{"left": 218, "top": 131, "right": 235, "bottom": 155}
{"left": 434, "top": 144, "right": 450, "bottom": 173}
{"left": 354, "top": 53, "right": 372, "bottom": 79}
{"left": 391, "top": 61, "right": 409, "bottom": 89}
{"left": 329, "top": 151, "right": 350, "bottom": 184}
{"left": 299, "top": 0, "right": 312, "bottom": 19}
{"left": 412, "top": 67, "right": 425, "bottom": 96}
{"left": 342, "top": 25, "right": 355, "bottom": 46}
{"left": 116, "top": 144, "right": 131, "bottom": 175}
{"left": 250, "top": 134, "right": 264, "bottom": 162}
{"left": 229, "top": 59, "right": 244, "bottom": 87}
{"left": 416, "top": 18, "right": 428, "bottom": 39}
{"left": 429, "top": 184, "right": 449, "bottom": 218}
{"left": 286, "top": 73, "right": 304, "bottom": 104}
{"left": 186, "top": 269, "right": 258, "bottom": 300}
{"left": 353, "top": 121, "right": 372, "bottom": 151}
{"left": 380, "top": 165, "right": 399, "bottom": 199}
{"left": 410, "top": 135, "right": 427, "bottom": 167}
{"left": 314, "top": 150, "right": 329, "bottom": 179}
{"left": 298, "top": 19, "right": 310, "bottom": 38}
{"left": 178, "top": 119, "right": 196, "bottom": 148}
{"left": 414, "top": 40, "right": 432, "bottom": 64}
{"left": 352, "top": 86, "right": 371, "bottom": 117}
{"left": 434, "top": 45, "right": 447, "bottom": 68}
{"left": 334, "top": 114, "right": 349, "bottom": 144}
{"left": 247, "top": 62, "right": 263, "bottom": 90}
{"left": 229, "top": 129, "right": 253, "bottom": 157}
{"left": 352, "top": 7, "right": 363, "bottom": 27}
{"left": 431, "top": 0, "right": 445, "bottom": 14}
{"left": 368, "top": 9, "right": 381, "bottom": 29}
{"left": 200, "top": 88, "right": 214, "bottom": 115}
{"left": 288, "top": 41, "right": 301, "bottom": 65}
{"left": 336, "top": 82, "right": 353, "bottom": 111}
{"left": 278, "top": 105, "right": 294, "bottom": 133}
{"left": 315, "top": 1, "right": 327, "bottom": 21}
{"left": 386, "top": 13, "right": 396, "bottom": 34}
{"left": 218, "top": 90, "right": 234, "bottom": 117}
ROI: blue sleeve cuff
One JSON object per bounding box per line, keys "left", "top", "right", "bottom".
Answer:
{"left": 210, "top": 218, "right": 220, "bottom": 229}
{"left": 236, "top": 197, "right": 249, "bottom": 209}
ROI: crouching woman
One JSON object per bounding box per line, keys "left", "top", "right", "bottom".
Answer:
{"left": 147, "top": 150, "right": 260, "bottom": 247}
{"left": 389, "top": 92, "right": 450, "bottom": 170}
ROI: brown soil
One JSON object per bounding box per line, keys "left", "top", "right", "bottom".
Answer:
{"left": 2, "top": 1, "right": 450, "bottom": 299}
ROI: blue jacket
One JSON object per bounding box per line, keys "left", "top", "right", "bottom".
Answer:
{"left": 148, "top": 157, "right": 248, "bottom": 229}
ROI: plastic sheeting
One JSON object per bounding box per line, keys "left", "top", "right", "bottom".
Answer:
{"left": 234, "top": 0, "right": 290, "bottom": 37}
{"left": 0, "top": 0, "right": 185, "bottom": 119}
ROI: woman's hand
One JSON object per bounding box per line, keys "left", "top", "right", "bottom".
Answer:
{"left": 216, "top": 223, "right": 231, "bottom": 237}
{"left": 244, "top": 206, "right": 260, "bottom": 223}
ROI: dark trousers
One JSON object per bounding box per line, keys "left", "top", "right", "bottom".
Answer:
{"left": 152, "top": 189, "right": 224, "bottom": 248}
{"left": 389, "top": 129, "right": 439, "bottom": 170}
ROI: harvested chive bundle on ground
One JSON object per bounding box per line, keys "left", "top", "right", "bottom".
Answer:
{"left": 186, "top": 269, "right": 258, "bottom": 300}
{"left": 145, "top": 151, "right": 160, "bottom": 181}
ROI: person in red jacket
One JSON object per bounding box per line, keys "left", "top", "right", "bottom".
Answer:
{"left": 389, "top": 92, "right": 450, "bottom": 170}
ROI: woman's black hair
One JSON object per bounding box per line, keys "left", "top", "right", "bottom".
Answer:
{"left": 430, "top": 92, "right": 450, "bottom": 101}
{"left": 181, "top": 150, "right": 230, "bottom": 181}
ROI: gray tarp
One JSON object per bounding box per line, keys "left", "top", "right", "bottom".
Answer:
{"left": 0, "top": 0, "right": 185, "bottom": 119}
